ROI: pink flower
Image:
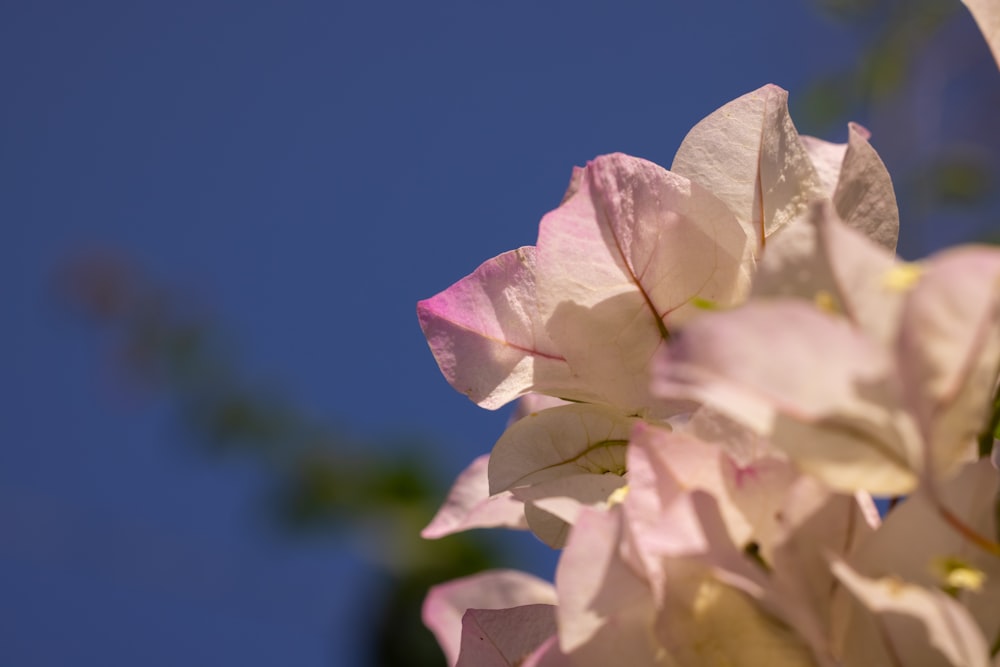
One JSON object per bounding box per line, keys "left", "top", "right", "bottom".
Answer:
{"left": 656, "top": 205, "right": 1000, "bottom": 495}
{"left": 423, "top": 569, "right": 557, "bottom": 667}
{"left": 421, "top": 454, "right": 528, "bottom": 539}
{"left": 417, "top": 85, "right": 898, "bottom": 417}
{"left": 416, "top": 77, "right": 1000, "bottom": 666}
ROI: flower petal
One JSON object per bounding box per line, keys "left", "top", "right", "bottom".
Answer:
{"left": 672, "top": 84, "right": 821, "bottom": 249}
{"left": 801, "top": 123, "right": 898, "bottom": 250}
{"left": 422, "top": 454, "right": 528, "bottom": 539}
{"left": 816, "top": 202, "right": 902, "bottom": 346}
{"left": 829, "top": 123, "right": 899, "bottom": 250}
{"left": 897, "top": 247, "right": 1000, "bottom": 480}
{"left": 488, "top": 403, "right": 635, "bottom": 494}
{"left": 555, "top": 507, "right": 658, "bottom": 656}
{"left": 536, "top": 153, "right": 752, "bottom": 413}
{"left": 833, "top": 559, "right": 992, "bottom": 667}
{"left": 654, "top": 559, "right": 816, "bottom": 667}
{"left": 512, "top": 473, "right": 627, "bottom": 548}
{"left": 849, "top": 459, "right": 1000, "bottom": 644}
{"left": 765, "top": 477, "right": 878, "bottom": 658}
{"left": 456, "top": 605, "right": 558, "bottom": 667}
{"left": 799, "top": 134, "right": 847, "bottom": 197}
{"left": 423, "top": 570, "right": 558, "bottom": 667}
{"left": 417, "top": 247, "right": 596, "bottom": 410}
{"left": 509, "top": 393, "right": 571, "bottom": 424}
{"left": 750, "top": 199, "right": 901, "bottom": 350}
{"left": 656, "top": 301, "right": 918, "bottom": 494}
{"left": 628, "top": 423, "right": 799, "bottom": 561}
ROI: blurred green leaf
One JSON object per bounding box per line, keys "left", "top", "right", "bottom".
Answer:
{"left": 923, "top": 154, "right": 994, "bottom": 205}
{"left": 61, "top": 252, "right": 516, "bottom": 667}
{"left": 798, "top": 74, "right": 862, "bottom": 132}
{"left": 814, "top": 0, "right": 879, "bottom": 23}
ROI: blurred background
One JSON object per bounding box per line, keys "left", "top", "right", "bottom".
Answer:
{"left": 5, "top": 0, "right": 1000, "bottom": 665}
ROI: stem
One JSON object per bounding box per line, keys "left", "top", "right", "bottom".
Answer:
{"left": 976, "top": 377, "right": 1000, "bottom": 459}
{"left": 937, "top": 502, "right": 1000, "bottom": 558}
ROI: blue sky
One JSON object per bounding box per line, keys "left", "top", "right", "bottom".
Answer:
{"left": 5, "top": 2, "right": 995, "bottom": 666}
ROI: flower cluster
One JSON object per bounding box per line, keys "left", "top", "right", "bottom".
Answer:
{"left": 415, "top": 18, "right": 1000, "bottom": 665}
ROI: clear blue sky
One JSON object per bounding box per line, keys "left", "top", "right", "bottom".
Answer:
{"left": 4, "top": 1, "right": 990, "bottom": 665}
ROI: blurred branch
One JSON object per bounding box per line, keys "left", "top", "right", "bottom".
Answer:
{"left": 58, "top": 251, "right": 507, "bottom": 666}
{"left": 802, "top": 0, "right": 1000, "bottom": 255}
{"left": 802, "top": 0, "right": 960, "bottom": 127}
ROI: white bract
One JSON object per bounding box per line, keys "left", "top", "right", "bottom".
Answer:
{"left": 417, "top": 79, "right": 1000, "bottom": 666}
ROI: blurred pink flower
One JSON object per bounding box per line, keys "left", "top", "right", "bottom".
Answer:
{"left": 657, "top": 206, "right": 1000, "bottom": 495}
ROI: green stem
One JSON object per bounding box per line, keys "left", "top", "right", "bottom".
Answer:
{"left": 977, "top": 379, "right": 1000, "bottom": 459}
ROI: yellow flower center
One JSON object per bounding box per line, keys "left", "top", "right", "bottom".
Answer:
{"left": 606, "top": 484, "right": 630, "bottom": 507}
{"left": 931, "top": 556, "right": 986, "bottom": 592}
{"left": 882, "top": 263, "right": 924, "bottom": 292}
